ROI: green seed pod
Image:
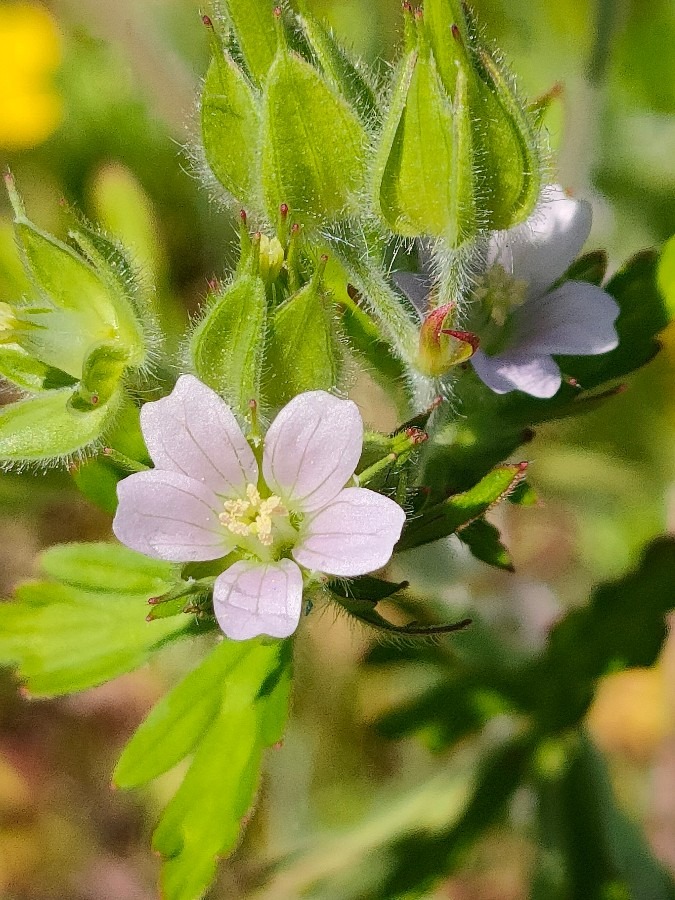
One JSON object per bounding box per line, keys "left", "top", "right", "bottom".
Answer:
{"left": 201, "top": 32, "right": 261, "bottom": 206}
{"left": 265, "top": 255, "right": 342, "bottom": 405}
{"left": 373, "top": 24, "right": 476, "bottom": 244}
{"left": 189, "top": 266, "right": 267, "bottom": 417}
{"left": 261, "top": 15, "right": 369, "bottom": 227}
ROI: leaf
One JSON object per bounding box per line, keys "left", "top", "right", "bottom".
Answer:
{"left": 329, "top": 575, "right": 409, "bottom": 603}
{"left": 398, "top": 463, "right": 527, "bottom": 551}
{"left": 201, "top": 46, "right": 261, "bottom": 205}
{"left": 458, "top": 518, "right": 515, "bottom": 572}
{"left": 261, "top": 46, "right": 368, "bottom": 225}
{"left": 658, "top": 234, "right": 675, "bottom": 318}
{"left": 0, "top": 386, "right": 123, "bottom": 465}
{"left": 190, "top": 273, "right": 267, "bottom": 416}
{"left": 333, "top": 594, "right": 471, "bottom": 637}
{"left": 0, "top": 583, "right": 189, "bottom": 698}
{"left": 152, "top": 640, "right": 292, "bottom": 900}
{"left": 40, "top": 542, "right": 174, "bottom": 595}
{"left": 114, "top": 640, "right": 251, "bottom": 789}
{"left": 561, "top": 249, "right": 609, "bottom": 287}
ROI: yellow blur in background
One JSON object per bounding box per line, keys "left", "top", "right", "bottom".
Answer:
{"left": 0, "top": 2, "right": 62, "bottom": 149}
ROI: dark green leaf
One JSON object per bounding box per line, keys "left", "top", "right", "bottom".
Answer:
{"left": 333, "top": 594, "right": 471, "bottom": 637}
{"left": 458, "top": 518, "right": 515, "bottom": 572}
{"left": 328, "top": 575, "right": 409, "bottom": 603}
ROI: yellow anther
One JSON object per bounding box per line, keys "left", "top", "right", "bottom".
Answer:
{"left": 219, "top": 484, "right": 288, "bottom": 549}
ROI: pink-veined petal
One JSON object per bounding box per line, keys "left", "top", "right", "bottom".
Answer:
{"left": 490, "top": 185, "right": 593, "bottom": 300}
{"left": 213, "top": 559, "right": 303, "bottom": 641}
{"left": 293, "top": 487, "right": 406, "bottom": 577}
{"left": 113, "top": 470, "right": 230, "bottom": 562}
{"left": 471, "top": 348, "right": 562, "bottom": 398}
{"left": 263, "top": 391, "right": 364, "bottom": 513}
{"left": 512, "top": 281, "right": 619, "bottom": 356}
{"left": 140, "top": 374, "right": 258, "bottom": 497}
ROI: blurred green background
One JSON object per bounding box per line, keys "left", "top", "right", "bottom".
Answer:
{"left": 0, "top": 0, "right": 674, "bottom": 897}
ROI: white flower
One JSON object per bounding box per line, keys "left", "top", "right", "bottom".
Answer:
{"left": 112, "top": 376, "right": 406, "bottom": 641}
{"left": 470, "top": 185, "right": 620, "bottom": 398}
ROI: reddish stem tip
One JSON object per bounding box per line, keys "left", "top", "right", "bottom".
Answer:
{"left": 451, "top": 23, "right": 461, "bottom": 40}
{"left": 273, "top": 6, "right": 282, "bottom": 18}
{"left": 248, "top": 398, "right": 257, "bottom": 411}
{"left": 280, "top": 202, "right": 289, "bottom": 218}
{"left": 90, "top": 394, "right": 99, "bottom": 405}
{"left": 240, "top": 209, "right": 247, "bottom": 223}
{"left": 517, "top": 461, "right": 529, "bottom": 472}
{"left": 291, "top": 222, "right": 301, "bottom": 235}
{"left": 202, "top": 13, "right": 213, "bottom": 27}
{"left": 320, "top": 253, "right": 329, "bottom": 263}
{"left": 415, "top": 8, "right": 424, "bottom": 20}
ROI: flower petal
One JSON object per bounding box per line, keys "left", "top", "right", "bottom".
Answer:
{"left": 293, "top": 487, "right": 406, "bottom": 577}
{"left": 263, "top": 391, "right": 364, "bottom": 513}
{"left": 113, "top": 470, "right": 229, "bottom": 562}
{"left": 512, "top": 281, "right": 620, "bottom": 356}
{"left": 140, "top": 374, "right": 258, "bottom": 497}
{"left": 490, "top": 185, "right": 593, "bottom": 299}
{"left": 213, "top": 559, "right": 303, "bottom": 641}
{"left": 471, "top": 348, "right": 562, "bottom": 398}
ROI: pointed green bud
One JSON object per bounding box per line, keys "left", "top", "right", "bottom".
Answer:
{"left": 0, "top": 386, "right": 123, "bottom": 466}
{"left": 416, "top": 304, "right": 478, "bottom": 377}
{"left": 373, "top": 31, "right": 476, "bottom": 243}
{"left": 219, "top": 0, "right": 278, "bottom": 86}
{"left": 69, "top": 343, "right": 131, "bottom": 411}
{"left": 423, "top": 0, "right": 542, "bottom": 232}
{"left": 5, "top": 176, "right": 146, "bottom": 380}
{"left": 261, "top": 15, "right": 369, "bottom": 226}
{"left": 201, "top": 37, "right": 261, "bottom": 206}
{"left": 258, "top": 234, "right": 285, "bottom": 284}
{"left": 189, "top": 269, "right": 267, "bottom": 416}
{"left": 296, "top": 3, "right": 380, "bottom": 125}
{"left": 266, "top": 255, "right": 342, "bottom": 405}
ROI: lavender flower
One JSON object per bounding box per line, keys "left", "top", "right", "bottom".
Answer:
{"left": 113, "top": 376, "right": 406, "bottom": 641}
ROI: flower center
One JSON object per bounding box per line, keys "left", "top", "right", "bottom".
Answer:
{"left": 471, "top": 265, "right": 528, "bottom": 356}
{"left": 219, "top": 483, "right": 290, "bottom": 549}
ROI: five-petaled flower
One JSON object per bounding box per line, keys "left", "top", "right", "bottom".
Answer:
{"left": 470, "top": 184, "right": 620, "bottom": 398}
{"left": 113, "top": 376, "right": 406, "bottom": 641}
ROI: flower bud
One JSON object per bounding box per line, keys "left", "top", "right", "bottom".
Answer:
{"left": 261, "top": 12, "right": 369, "bottom": 226}
{"left": 265, "top": 255, "right": 342, "bottom": 405}
{"left": 416, "top": 304, "right": 479, "bottom": 377}
{"left": 258, "top": 234, "right": 285, "bottom": 285}
{"left": 374, "top": 3, "right": 542, "bottom": 244}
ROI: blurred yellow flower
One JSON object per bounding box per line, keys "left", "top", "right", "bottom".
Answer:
{"left": 0, "top": 2, "right": 62, "bottom": 149}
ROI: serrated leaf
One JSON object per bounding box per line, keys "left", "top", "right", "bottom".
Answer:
{"left": 0, "top": 581, "right": 188, "bottom": 698}
{"left": 114, "top": 640, "right": 250, "bottom": 789}
{"left": 261, "top": 47, "right": 368, "bottom": 225}
{"left": 458, "top": 518, "right": 514, "bottom": 571}
{"left": 399, "top": 464, "right": 527, "bottom": 551}
{"left": 201, "top": 47, "right": 261, "bottom": 205}
{"left": 153, "top": 640, "right": 291, "bottom": 900}
{"left": 40, "top": 542, "right": 174, "bottom": 595}
{"left": 221, "top": 0, "right": 278, "bottom": 85}
{"left": 0, "top": 386, "right": 123, "bottom": 464}
{"left": 190, "top": 273, "right": 267, "bottom": 416}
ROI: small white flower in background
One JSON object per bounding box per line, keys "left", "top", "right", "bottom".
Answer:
{"left": 470, "top": 184, "right": 620, "bottom": 398}
{"left": 112, "top": 376, "right": 406, "bottom": 641}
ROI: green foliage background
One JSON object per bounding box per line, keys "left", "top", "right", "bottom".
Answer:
{"left": 0, "top": 0, "right": 673, "bottom": 897}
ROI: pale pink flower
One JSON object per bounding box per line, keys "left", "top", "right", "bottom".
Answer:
{"left": 113, "top": 376, "right": 406, "bottom": 641}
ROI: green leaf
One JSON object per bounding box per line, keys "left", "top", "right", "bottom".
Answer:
{"left": 0, "top": 386, "right": 123, "bottom": 465}
{"left": 398, "top": 463, "right": 527, "bottom": 551}
{"left": 220, "top": 0, "right": 278, "bottom": 85}
{"left": 71, "top": 458, "right": 124, "bottom": 514}
{"left": 658, "top": 234, "right": 675, "bottom": 318}
{"left": 190, "top": 273, "right": 267, "bottom": 416}
{"left": 114, "top": 640, "right": 251, "bottom": 789}
{"left": 266, "top": 277, "right": 341, "bottom": 405}
{"left": 329, "top": 575, "right": 409, "bottom": 603}
{"left": 40, "top": 542, "right": 174, "bottom": 595}
{"left": 561, "top": 249, "right": 609, "bottom": 287}
{"left": 261, "top": 46, "right": 368, "bottom": 225}
{"left": 201, "top": 46, "right": 261, "bottom": 205}
{"left": 458, "top": 518, "right": 515, "bottom": 572}
{"left": 332, "top": 594, "right": 471, "bottom": 637}
{"left": 153, "top": 640, "right": 291, "bottom": 900}
{"left": 0, "top": 584, "right": 187, "bottom": 699}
